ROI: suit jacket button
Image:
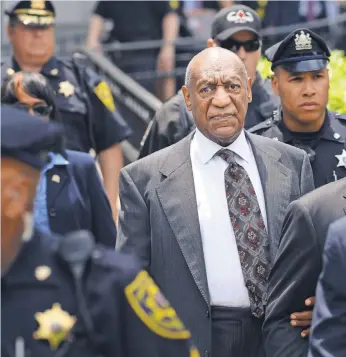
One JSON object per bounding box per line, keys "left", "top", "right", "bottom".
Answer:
{"left": 206, "top": 310, "right": 210, "bottom": 318}
{"left": 204, "top": 349, "right": 210, "bottom": 357}
{"left": 49, "top": 208, "right": 56, "bottom": 217}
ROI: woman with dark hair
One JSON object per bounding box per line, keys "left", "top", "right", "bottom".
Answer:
{"left": 1, "top": 71, "right": 117, "bottom": 247}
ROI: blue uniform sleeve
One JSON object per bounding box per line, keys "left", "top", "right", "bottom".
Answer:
{"left": 83, "top": 66, "right": 133, "bottom": 153}
{"left": 87, "top": 249, "right": 199, "bottom": 357}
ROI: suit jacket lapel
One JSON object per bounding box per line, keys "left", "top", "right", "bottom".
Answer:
{"left": 247, "top": 133, "right": 292, "bottom": 260}
{"left": 46, "top": 166, "right": 69, "bottom": 209}
{"left": 156, "top": 135, "right": 210, "bottom": 305}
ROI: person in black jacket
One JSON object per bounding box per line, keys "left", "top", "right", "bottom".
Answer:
{"left": 139, "top": 4, "right": 279, "bottom": 158}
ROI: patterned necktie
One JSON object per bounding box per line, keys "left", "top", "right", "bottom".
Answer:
{"left": 217, "top": 148, "right": 271, "bottom": 318}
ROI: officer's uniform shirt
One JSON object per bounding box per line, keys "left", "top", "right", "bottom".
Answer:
{"left": 251, "top": 109, "right": 346, "bottom": 188}
{"left": 2, "top": 231, "right": 198, "bottom": 357}
{"left": 2, "top": 56, "right": 133, "bottom": 154}
{"left": 139, "top": 72, "right": 278, "bottom": 158}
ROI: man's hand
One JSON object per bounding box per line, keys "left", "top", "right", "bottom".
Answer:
{"left": 290, "top": 296, "right": 316, "bottom": 338}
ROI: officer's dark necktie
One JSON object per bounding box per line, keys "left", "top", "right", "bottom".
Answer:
{"left": 217, "top": 149, "right": 271, "bottom": 318}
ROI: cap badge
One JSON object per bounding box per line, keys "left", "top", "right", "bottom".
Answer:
{"left": 227, "top": 10, "right": 254, "bottom": 24}
{"left": 335, "top": 149, "right": 346, "bottom": 169}
{"left": 294, "top": 31, "right": 312, "bottom": 51}
{"left": 7, "top": 68, "right": 15, "bottom": 77}
{"left": 31, "top": 0, "right": 46, "bottom": 10}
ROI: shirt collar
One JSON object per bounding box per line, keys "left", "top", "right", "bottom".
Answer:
{"left": 193, "top": 128, "right": 251, "bottom": 165}
{"left": 48, "top": 152, "right": 69, "bottom": 167}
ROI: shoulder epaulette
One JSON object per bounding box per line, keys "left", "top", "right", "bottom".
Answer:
{"left": 334, "top": 112, "right": 346, "bottom": 121}
{"left": 248, "top": 110, "right": 280, "bottom": 133}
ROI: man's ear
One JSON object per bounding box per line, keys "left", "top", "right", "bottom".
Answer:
{"left": 271, "top": 74, "right": 280, "bottom": 97}
{"left": 181, "top": 86, "right": 192, "bottom": 111}
{"left": 247, "top": 77, "right": 253, "bottom": 103}
{"left": 207, "top": 38, "right": 217, "bottom": 48}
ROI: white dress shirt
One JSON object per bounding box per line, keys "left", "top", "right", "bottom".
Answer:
{"left": 190, "top": 129, "right": 267, "bottom": 307}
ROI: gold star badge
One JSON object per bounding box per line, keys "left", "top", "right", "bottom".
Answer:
{"left": 33, "top": 304, "right": 77, "bottom": 350}
{"left": 35, "top": 265, "right": 51, "bottom": 281}
{"left": 50, "top": 69, "right": 59, "bottom": 76}
{"left": 58, "top": 81, "right": 75, "bottom": 97}
{"left": 336, "top": 149, "right": 346, "bottom": 168}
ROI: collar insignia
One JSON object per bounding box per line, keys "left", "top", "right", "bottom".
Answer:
{"left": 33, "top": 303, "right": 76, "bottom": 350}
{"left": 335, "top": 149, "right": 346, "bottom": 168}
{"left": 7, "top": 68, "right": 15, "bottom": 76}
{"left": 294, "top": 31, "right": 312, "bottom": 51}
{"left": 52, "top": 174, "right": 60, "bottom": 183}
{"left": 31, "top": 0, "right": 46, "bottom": 10}
{"left": 35, "top": 265, "right": 51, "bottom": 281}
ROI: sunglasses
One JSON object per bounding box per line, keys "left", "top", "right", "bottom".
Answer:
{"left": 220, "top": 38, "right": 261, "bottom": 53}
{"left": 13, "top": 102, "right": 53, "bottom": 117}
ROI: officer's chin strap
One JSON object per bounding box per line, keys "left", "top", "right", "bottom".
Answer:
{"left": 55, "top": 230, "right": 96, "bottom": 357}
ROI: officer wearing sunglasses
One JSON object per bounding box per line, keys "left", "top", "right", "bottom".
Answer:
{"left": 249, "top": 28, "right": 346, "bottom": 189}
{"left": 139, "top": 4, "right": 279, "bottom": 158}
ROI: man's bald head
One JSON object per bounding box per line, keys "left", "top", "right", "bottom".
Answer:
{"left": 185, "top": 47, "right": 248, "bottom": 89}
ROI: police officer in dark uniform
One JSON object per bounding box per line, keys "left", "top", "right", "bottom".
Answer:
{"left": 249, "top": 28, "right": 346, "bottom": 188}
{"left": 139, "top": 4, "right": 279, "bottom": 158}
{"left": 2, "top": 0, "right": 133, "bottom": 222}
{"left": 1, "top": 105, "right": 199, "bottom": 357}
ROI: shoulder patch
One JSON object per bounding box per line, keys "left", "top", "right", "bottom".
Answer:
{"left": 94, "top": 80, "right": 115, "bottom": 112}
{"left": 125, "top": 270, "right": 191, "bottom": 340}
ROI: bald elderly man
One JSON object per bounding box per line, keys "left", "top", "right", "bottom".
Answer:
{"left": 116, "top": 47, "right": 314, "bottom": 357}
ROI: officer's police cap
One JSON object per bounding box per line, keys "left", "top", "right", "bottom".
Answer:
{"left": 5, "top": 0, "right": 55, "bottom": 27}
{"left": 1, "top": 106, "right": 63, "bottom": 169}
{"left": 265, "top": 28, "right": 330, "bottom": 73}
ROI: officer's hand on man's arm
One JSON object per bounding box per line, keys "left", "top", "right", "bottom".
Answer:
{"left": 291, "top": 296, "right": 316, "bottom": 338}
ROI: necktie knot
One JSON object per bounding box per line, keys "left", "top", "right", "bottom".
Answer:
{"left": 216, "top": 149, "right": 236, "bottom": 165}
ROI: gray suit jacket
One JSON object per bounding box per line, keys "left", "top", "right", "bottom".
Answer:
{"left": 309, "top": 216, "right": 346, "bottom": 357}
{"left": 264, "top": 178, "right": 346, "bottom": 357}
{"left": 117, "top": 132, "right": 314, "bottom": 354}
